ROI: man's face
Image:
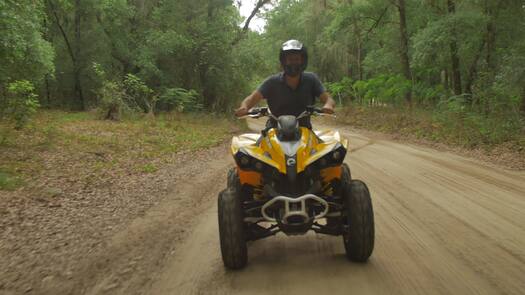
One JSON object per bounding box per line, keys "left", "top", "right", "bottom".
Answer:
{"left": 285, "top": 52, "right": 303, "bottom": 66}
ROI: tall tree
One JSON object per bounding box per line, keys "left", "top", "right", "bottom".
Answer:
{"left": 46, "top": 0, "right": 85, "bottom": 109}
{"left": 395, "top": 0, "right": 412, "bottom": 103}
{"left": 447, "top": 0, "right": 462, "bottom": 95}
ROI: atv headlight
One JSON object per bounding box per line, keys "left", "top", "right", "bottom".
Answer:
{"left": 234, "top": 150, "right": 278, "bottom": 175}
{"left": 333, "top": 151, "right": 341, "bottom": 160}
{"left": 315, "top": 144, "right": 346, "bottom": 169}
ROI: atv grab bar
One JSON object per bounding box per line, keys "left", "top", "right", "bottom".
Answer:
{"left": 261, "top": 194, "right": 330, "bottom": 224}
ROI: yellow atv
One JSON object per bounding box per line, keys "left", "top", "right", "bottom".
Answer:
{"left": 218, "top": 106, "right": 374, "bottom": 269}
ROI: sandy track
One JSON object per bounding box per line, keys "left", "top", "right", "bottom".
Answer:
{"left": 11, "top": 119, "right": 523, "bottom": 295}
{"left": 146, "top": 119, "right": 525, "bottom": 295}
{"left": 9, "top": 144, "right": 235, "bottom": 295}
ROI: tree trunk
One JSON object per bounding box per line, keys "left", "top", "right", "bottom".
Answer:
{"left": 352, "top": 13, "right": 363, "bottom": 80}
{"left": 356, "top": 40, "right": 363, "bottom": 80}
{"left": 447, "top": 0, "right": 462, "bottom": 96}
{"left": 521, "top": 85, "right": 525, "bottom": 115}
{"left": 47, "top": 0, "right": 85, "bottom": 110}
{"left": 484, "top": 0, "right": 504, "bottom": 73}
{"left": 449, "top": 41, "right": 462, "bottom": 96}
{"left": 201, "top": 0, "right": 216, "bottom": 109}
{"left": 442, "top": 69, "right": 449, "bottom": 91}
{"left": 231, "top": 0, "right": 271, "bottom": 45}
{"left": 42, "top": 18, "right": 52, "bottom": 107}
{"left": 73, "top": 0, "right": 84, "bottom": 110}
{"left": 485, "top": 16, "right": 495, "bottom": 71}
{"left": 397, "top": 0, "right": 412, "bottom": 104}
{"left": 45, "top": 74, "right": 51, "bottom": 107}
{"left": 464, "top": 38, "right": 486, "bottom": 101}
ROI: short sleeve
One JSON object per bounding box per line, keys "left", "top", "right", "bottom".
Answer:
{"left": 257, "top": 76, "right": 274, "bottom": 99}
{"left": 312, "top": 73, "right": 325, "bottom": 97}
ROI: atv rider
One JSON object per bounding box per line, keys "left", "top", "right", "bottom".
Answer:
{"left": 234, "top": 39, "right": 336, "bottom": 129}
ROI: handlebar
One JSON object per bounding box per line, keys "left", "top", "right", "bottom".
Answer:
{"left": 241, "top": 106, "right": 331, "bottom": 119}
{"left": 247, "top": 107, "right": 269, "bottom": 116}
{"left": 305, "top": 106, "right": 325, "bottom": 115}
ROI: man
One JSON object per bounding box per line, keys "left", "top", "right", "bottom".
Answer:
{"left": 235, "top": 39, "right": 336, "bottom": 129}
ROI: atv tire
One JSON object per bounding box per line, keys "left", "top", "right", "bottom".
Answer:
{"left": 327, "top": 163, "right": 352, "bottom": 230}
{"left": 341, "top": 163, "right": 352, "bottom": 185}
{"left": 218, "top": 169, "right": 247, "bottom": 269}
{"left": 342, "top": 179, "right": 374, "bottom": 262}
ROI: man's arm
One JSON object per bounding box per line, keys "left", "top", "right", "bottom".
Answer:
{"left": 235, "top": 90, "right": 264, "bottom": 117}
{"left": 311, "top": 73, "right": 336, "bottom": 114}
{"left": 319, "top": 92, "right": 336, "bottom": 114}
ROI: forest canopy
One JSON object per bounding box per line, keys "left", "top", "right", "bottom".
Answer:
{"left": 1, "top": 0, "right": 524, "bottom": 133}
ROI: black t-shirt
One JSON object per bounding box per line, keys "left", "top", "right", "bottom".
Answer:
{"left": 257, "top": 72, "right": 325, "bottom": 128}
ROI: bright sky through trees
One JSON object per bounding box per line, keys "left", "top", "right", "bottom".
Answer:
{"left": 237, "top": 0, "right": 268, "bottom": 32}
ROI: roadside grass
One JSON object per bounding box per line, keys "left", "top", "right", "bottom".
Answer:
{"left": 337, "top": 105, "right": 525, "bottom": 152}
{"left": 0, "top": 110, "right": 236, "bottom": 191}
{"left": 0, "top": 169, "right": 23, "bottom": 191}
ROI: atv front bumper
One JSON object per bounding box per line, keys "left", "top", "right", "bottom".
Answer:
{"left": 244, "top": 193, "right": 343, "bottom": 238}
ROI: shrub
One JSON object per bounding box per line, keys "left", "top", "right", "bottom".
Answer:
{"left": 122, "top": 73, "right": 155, "bottom": 114}
{"left": 353, "top": 75, "right": 411, "bottom": 106}
{"left": 1, "top": 80, "right": 40, "bottom": 129}
{"left": 93, "top": 64, "right": 156, "bottom": 119}
{"left": 159, "top": 88, "right": 203, "bottom": 112}
{"left": 325, "top": 76, "right": 354, "bottom": 105}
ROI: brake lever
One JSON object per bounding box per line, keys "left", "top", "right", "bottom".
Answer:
{"left": 237, "top": 114, "right": 261, "bottom": 119}
{"left": 318, "top": 113, "right": 337, "bottom": 118}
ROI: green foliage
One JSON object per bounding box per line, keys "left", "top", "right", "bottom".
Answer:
{"left": 93, "top": 60, "right": 209, "bottom": 117}
{"left": 325, "top": 77, "right": 354, "bottom": 105}
{"left": 432, "top": 102, "right": 523, "bottom": 146}
{"left": 0, "top": 0, "right": 55, "bottom": 85}
{"left": 341, "top": 103, "right": 524, "bottom": 149}
{"left": 258, "top": 0, "right": 524, "bottom": 149}
{"left": 122, "top": 74, "right": 155, "bottom": 113}
{"left": 93, "top": 63, "right": 161, "bottom": 118}
{"left": 490, "top": 39, "right": 525, "bottom": 112}
{"left": 160, "top": 88, "right": 203, "bottom": 113}
{"left": 353, "top": 75, "right": 411, "bottom": 106}
{"left": 2, "top": 80, "right": 40, "bottom": 129}
{"left": 7, "top": 0, "right": 264, "bottom": 112}
{"left": 92, "top": 63, "right": 127, "bottom": 119}
{"left": 412, "top": 83, "right": 447, "bottom": 106}
{"left": 98, "top": 80, "right": 127, "bottom": 119}
{"left": 1, "top": 0, "right": 523, "bottom": 149}
{"left": 362, "top": 45, "right": 402, "bottom": 76}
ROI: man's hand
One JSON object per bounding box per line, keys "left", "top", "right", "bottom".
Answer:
{"left": 319, "top": 92, "right": 336, "bottom": 114}
{"left": 234, "top": 106, "right": 249, "bottom": 117}
{"left": 322, "top": 104, "right": 335, "bottom": 114}
{"left": 235, "top": 90, "right": 264, "bottom": 117}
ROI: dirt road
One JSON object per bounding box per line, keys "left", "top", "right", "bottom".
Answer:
{"left": 9, "top": 119, "right": 523, "bottom": 295}
{"left": 144, "top": 119, "right": 525, "bottom": 295}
